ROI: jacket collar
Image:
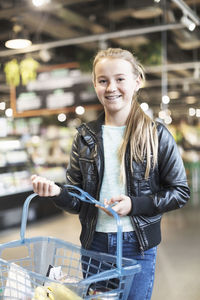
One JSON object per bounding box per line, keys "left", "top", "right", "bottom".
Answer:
{"left": 77, "top": 111, "right": 105, "bottom": 146}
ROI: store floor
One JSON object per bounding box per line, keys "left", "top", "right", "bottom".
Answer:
{"left": 0, "top": 204, "right": 199, "bottom": 300}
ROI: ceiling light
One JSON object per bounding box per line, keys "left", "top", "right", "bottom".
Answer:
{"left": 75, "top": 106, "right": 85, "bottom": 115}
{"left": 196, "top": 109, "right": 200, "bottom": 118}
{"left": 188, "top": 108, "right": 195, "bottom": 116}
{"left": 5, "top": 38, "right": 32, "bottom": 49}
{"left": 32, "top": 0, "right": 50, "bottom": 7}
{"left": 0, "top": 102, "right": 6, "bottom": 110}
{"left": 158, "top": 110, "right": 166, "bottom": 119}
{"left": 140, "top": 102, "right": 149, "bottom": 112}
{"left": 171, "top": 0, "right": 200, "bottom": 27}
{"left": 181, "top": 15, "right": 196, "bottom": 31}
{"left": 168, "top": 91, "right": 179, "bottom": 99}
{"left": 58, "top": 113, "right": 66, "bottom": 122}
{"left": 5, "top": 22, "right": 32, "bottom": 49}
{"left": 186, "top": 96, "right": 196, "bottom": 104}
{"left": 5, "top": 108, "right": 13, "bottom": 118}
{"left": 164, "top": 115, "right": 172, "bottom": 125}
{"left": 162, "top": 95, "right": 170, "bottom": 104}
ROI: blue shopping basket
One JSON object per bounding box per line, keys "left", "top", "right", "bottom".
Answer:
{"left": 0, "top": 185, "right": 141, "bottom": 299}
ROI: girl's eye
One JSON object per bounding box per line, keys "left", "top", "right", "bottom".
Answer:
{"left": 99, "top": 79, "right": 107, "bottom": 84}
{"left": 117, "top": 78, "right": 124, "bottom": 82}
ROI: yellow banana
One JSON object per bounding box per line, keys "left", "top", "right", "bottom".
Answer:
{"left": 32, "top": 286, "right": 49, "bottom": 300}
{"left": 32, "top": 282, "right": 83, "bottom": 300}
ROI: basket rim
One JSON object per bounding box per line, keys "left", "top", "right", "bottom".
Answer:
{"left": 0, "top": 235, "right": 140, "bottom": 268}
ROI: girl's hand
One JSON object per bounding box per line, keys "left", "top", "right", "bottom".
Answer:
{"left": 31, "top": 174, "right": 61, "bottom": 197}
{"left": 96, "top": 195, "right": 132, "bottom": 217}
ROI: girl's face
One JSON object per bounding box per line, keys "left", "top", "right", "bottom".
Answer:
{"left": 93, "top": 58, "right": 141, "bottom": 119}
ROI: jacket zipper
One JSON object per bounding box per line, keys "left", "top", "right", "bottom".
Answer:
{"left": 81, "top": 124, "right": 104, "bottom": 249}
{"left": 131, "top": 217, "right": 145, "bottom": 256}
{"left": 84, "top": 216, "right": 97, "bottom": 249}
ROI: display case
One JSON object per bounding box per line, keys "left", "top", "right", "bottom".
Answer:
{"left": 0, "top": 136, "right": 62, "bottom": 229}
{"left": 0, "top": 136, "right": 32, "bottom": 196}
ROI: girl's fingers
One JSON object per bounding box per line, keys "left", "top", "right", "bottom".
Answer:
{"left": 42, "top": 181, "right": 50, "bottom": 197}
{"left": 31, "top": 175, "right": 61, "bottom": 197}
{"left": 49, "top": 182, "right": 54, "bottom": 196}
{"left": 36, "top": 180, "right": 45, "bottom": 196}
{"left": 31, "top": 175, "right": 49, "bottom": 196}
{"left": 109, "top": 195, "right": 123, "bottom": 204}
{"left": 31, "top": 174, "right": 37, "bottom": 181}
{"left": 95, "top": 200, "right": 112, "bottom": 216}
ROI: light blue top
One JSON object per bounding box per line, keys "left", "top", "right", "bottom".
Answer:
{"left": 95, "top": 125, "right": 134, "bottom": 233}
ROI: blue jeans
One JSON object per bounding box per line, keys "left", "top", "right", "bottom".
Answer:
{"left": 89, "top": 231, "right": 157, "bottom": 300}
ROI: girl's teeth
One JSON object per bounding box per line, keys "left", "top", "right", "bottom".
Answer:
{"left": 107, "top": 95, "right": 120, "bottom": 100}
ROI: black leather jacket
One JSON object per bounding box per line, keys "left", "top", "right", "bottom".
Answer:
{"left": 53, "top": 113, "right": 190, "bottom": 252}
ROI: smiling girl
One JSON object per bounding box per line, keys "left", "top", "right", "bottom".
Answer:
{"left": 31, "top": 48, "right": 190, "bottom": 299}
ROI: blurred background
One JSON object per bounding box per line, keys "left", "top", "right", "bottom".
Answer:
{"left": 0, "top": 0, "right": 200, "bottom": 299}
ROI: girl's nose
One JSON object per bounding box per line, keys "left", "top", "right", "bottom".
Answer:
{"left": 106, "top": 81, "right": 117, "bottom": 92}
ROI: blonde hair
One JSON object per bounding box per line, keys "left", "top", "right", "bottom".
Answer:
{"left": 93, "top": 48, "right": 158, "bottom": 181}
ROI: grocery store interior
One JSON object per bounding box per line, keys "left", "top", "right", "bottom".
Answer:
{"left": 0, "top": 0, "right": 200, "bottom": 299}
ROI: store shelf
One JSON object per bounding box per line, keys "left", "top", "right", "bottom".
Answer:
{"left": 0, "top": 126, "right": 75, "bottom": 229}
{"left": 0, "top": 136, "right": 32, "bottom": 196}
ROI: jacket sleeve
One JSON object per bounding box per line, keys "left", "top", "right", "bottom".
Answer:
{"left": 129, "top": 124, "right": 190, "bottom": 216}
{"left": 51, "top": 133, "right": 82, "bottom": 214}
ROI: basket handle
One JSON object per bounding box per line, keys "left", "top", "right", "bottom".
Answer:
{"left": 20, "top": 186, "right": 123, "bottom": 271}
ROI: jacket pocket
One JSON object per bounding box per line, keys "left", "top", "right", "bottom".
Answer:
{"left": 141, "top": 218, "right": 162, "bottom": 250}
{"left": 132, "top": 173, "right": 151, "bottom": 197}
{"left": 134, "top": 216, "right": 162, "bottom": 250}
{"left": 138, "top": 179, "right": 151, "bottom": 196}
{"left": 132, "top": 168, "right": 159, "bottom": 197}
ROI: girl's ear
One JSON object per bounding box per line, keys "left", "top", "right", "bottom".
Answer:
{"left": 92, "top": 72, "right": 96, "bottom": 87}
{"left": 135, "top": 76, "right": 142, "bottom": 92}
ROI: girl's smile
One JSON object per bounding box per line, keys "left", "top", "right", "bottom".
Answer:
{"left": 105, "top": 94, "right": 122, "bottom": 101}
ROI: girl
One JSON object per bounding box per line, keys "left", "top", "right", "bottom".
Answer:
{"left": 31, "top": 48, "right": 190, "bottom": 300}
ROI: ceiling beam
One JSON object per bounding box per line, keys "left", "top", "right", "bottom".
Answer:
{"left": 145, "top": 61, "right": 200, "bottom": 73}
{"left": 145, "top": 76, "right": 200, "bottom": 87}
{"left": 0, "top": 22, "right": 185, "bottom": 57}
